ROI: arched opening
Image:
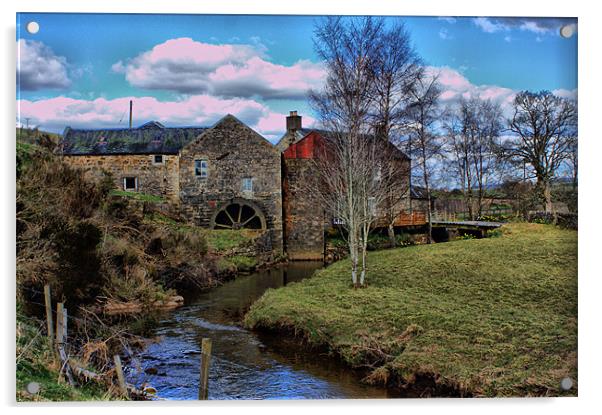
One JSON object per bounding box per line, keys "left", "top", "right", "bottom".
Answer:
{"left": 210, "top": 199, "right": 267, "bottom": 230}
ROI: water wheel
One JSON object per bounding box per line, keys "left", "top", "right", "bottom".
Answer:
{"left": 210, "top": 199, "right": 266, "bottom": 230}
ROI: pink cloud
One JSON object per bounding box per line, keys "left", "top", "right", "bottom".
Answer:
{"left": 426, "top": 66, "right": 576, "bottom": 118}
{"left": 113, "top": 37, "right": 326, "bottom": 99}
{"left": 426, "top": 66, "right": 517, "bottom": 115}
{"left": 17, "top": 95, "right": 298, "bottom": 142}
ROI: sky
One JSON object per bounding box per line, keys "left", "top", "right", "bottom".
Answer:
{"left": 16, "top": 13, "right": 577, "bottom": 142}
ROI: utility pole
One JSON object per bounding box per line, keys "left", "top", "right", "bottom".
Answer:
{"left": 129, "top": 100, "right": 133, "bottom": 129}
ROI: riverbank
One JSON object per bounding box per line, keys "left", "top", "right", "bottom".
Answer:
{"left": 16, "top": 140, "right": 279, "bottom": 400}
{"left": 16, "top": 313, "right": 114, "bottom": 401}
{"left": 245, "top": 223, "right": 577, "bottom": 397}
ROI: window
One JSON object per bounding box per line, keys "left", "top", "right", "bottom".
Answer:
{"left": 123, "top": 177, "right": 137, "bottom": 191}
{"left": 153, "top": 154, "right": 164, "bottom": 164}
{"left": 242, "top": 177, "right": 253, "bottom": 192}
{"left": 195, "top": 159, "right": 208, "bottom": 178}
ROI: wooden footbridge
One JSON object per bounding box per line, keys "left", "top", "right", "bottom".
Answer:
{"left": 431, "top": 220, "right": 503, "bottom": 239}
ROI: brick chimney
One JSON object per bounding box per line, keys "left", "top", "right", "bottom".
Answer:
{"left": 286, "top": 111, "right": 302, "bottom": 134}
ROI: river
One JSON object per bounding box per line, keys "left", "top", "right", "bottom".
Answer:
{"left": 125, "top": 262, "right": 395, "bottom": 400}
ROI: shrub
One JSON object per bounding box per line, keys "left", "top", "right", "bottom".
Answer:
{"left": 230, "top": 255, "right": 257, "bottom": 272}
{"left": 486, "top": 228, "right": 503, "bottom": 238}
{"left": 395, "top": 232, "right": 414, "bottom": 247}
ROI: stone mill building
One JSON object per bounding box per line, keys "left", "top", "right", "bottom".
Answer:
{"left": 62, "top": 111, "right": 425, "bottom": 260}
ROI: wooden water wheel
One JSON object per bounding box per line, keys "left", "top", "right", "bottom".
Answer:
{"left": 210, "top": 199, "right": 266, "bottom": 230}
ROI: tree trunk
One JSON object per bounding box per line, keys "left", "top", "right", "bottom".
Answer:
{"left": 387, "top": 223, "right": 396, "bottom": 248}
{"left": 424, "top": 176, "right": 433, "bottom": 244}
{"left": 543, "top": 180, "right": 553, "bottom": 213}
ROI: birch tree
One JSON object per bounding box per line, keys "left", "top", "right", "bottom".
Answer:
{"left": 310, "top": 16, "right": 417, "bottom": 286}
{"left": 310, "top": 16, "right": 381, "bottom": 287}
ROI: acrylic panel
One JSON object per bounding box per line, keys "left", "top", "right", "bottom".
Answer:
{"left": 16, "top": 13, "right": 578, "bottom": 401}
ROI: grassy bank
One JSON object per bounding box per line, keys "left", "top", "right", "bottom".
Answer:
{"left": 245, "top": 223, "right": 577, "bottom": 397}
{"left": 16, "top": 314, "right": 113, "bottom": 401}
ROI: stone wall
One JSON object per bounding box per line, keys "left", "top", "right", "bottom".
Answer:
{"left": 63, "top": 154, "right": 180, "bottom": 201}
{"left": 179, "top": 115, "right": 283, "bottom": 254}
{"left": 282, "top": 157, "right": 325, "bottom": 260}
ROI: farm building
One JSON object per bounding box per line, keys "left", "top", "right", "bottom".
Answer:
{"left": 62, "top": 111, "right": 427, "bottom": 260}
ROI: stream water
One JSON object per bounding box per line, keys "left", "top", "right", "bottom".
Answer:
{"left": 126, "top": 262, "right": 395, "bottom": 400}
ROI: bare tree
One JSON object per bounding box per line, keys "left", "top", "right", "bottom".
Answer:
{"left": 310, "top": 16, "right": 382, "bottom": 287}
{"left": 405, "top": 74, "right": 442, "bottom": 243}
{"left": 310, "top": 16, "right": 418, "bottom": 286}
{"left": 369, "top": 22, "right": 422, "bottom": 247}
{"left": 566, "top": 135, "right": 578, "bottom": 192}
{"left": 505, "top": 91, "right": 577, "bottom": 213}
{"left": 444, "top": 97, "right": 503, "bottom": 219}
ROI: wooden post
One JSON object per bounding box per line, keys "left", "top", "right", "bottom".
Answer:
{"left": 113, "top": 355, "right": 128, "bottom": 398}
{"left": 198, "top": 338, "right": 212, "bottom": 400}
{"left": 62, "top": 307, "right": 68, "bottom": 342}
{"left": 43, "top": 285, "right": 54, "bottom": 352}
{"left": 55, "top": 303, "right": 64, "bottom": 348}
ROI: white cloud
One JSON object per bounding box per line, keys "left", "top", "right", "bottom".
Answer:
{"left": 439, "top": 28, "right": 453, "bottom": 40}
{"left": 428, "top": 66, "right": 577, "bottom": 118}
{"left": 113, "top": 37, "right": 326, "bottom": 99}
{"left": 437, "top": 17, "right": 457, "bottom": 24}
{"left": 17, "top": 39, "right": 71, "bottom": 91}
{"left": 552, "top": 88, "right": 578, "bottom": 100}
{"left": 473, "top": 17, "right": 577, "bottom": 36}
{"left": 473, "top": 17, "right": 507, "bottom": 33}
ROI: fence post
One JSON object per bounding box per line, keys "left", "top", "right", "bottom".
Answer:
{"left": 43, "top": 285, "right": 54, "bottom": 353}
{"left": 113, "top": 355, "right": 128, "bottom": 398}
{"left": 62, "top": 307, "right": 68, "bottom": 341}
{"left": 198, "top": 338, "right": 212, "bottom": 400}
{"left": 54, "top": 304, "right": 75, "bottom": 385}
{"left": 55, "top": 303, "right": 64, "bottom": 349}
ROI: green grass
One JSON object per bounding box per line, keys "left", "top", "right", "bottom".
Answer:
{"left": 217, "top": 255, "right": 258, "bottom": 273}
{"left": 245, "top": 223, "right": 577, "bottom": 397}
{"left": 205, "top": 230, "right": 255, "bottom": 252}
{"left": 110, "top": 190, "right": 166, "bottom": 203}
{"left": 145, "top": 212, "right": 255, "bottom": 253}
{"left": 16, "top": 314, "right": 112, "bottom": 401}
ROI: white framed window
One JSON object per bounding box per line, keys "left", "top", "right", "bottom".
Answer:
{"left": 123, "top": 177, "right": 138, "bottom": 191}
{"left": 242, "top": 177, "right": 254, "bottom": 192}
{"left": 195, "top": 159, "right": 208, "bottom": 178}
{"left": 152, "top": 154, "right": 164, "bottom": 165}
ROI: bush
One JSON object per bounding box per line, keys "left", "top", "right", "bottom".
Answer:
{"left": 230, "top": 255, "right": 257, "bottom": 272}
{"left": 479, "top": 214, "right": 514, "bottom": 223}
{"left": 395, "top": 232, "right": 414, "bottom": 247}
{"left": 486, "top": 228, "right": 503, "bottom": 238}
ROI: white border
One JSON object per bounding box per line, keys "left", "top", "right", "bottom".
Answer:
{"left": 3, "top": 1, "right": 600, "bottom": 415}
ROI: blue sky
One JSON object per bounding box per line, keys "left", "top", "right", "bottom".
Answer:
{"left": 16, "top": 13, "right": 577, "bottom": 140}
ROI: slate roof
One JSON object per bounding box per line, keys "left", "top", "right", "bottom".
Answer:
{"left": 62, "top": 121, "right": 209, "bottom": 155}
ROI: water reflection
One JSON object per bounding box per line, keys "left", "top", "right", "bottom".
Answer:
{"left": 126, "top": 262, "right": 393, "bottom": 400}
